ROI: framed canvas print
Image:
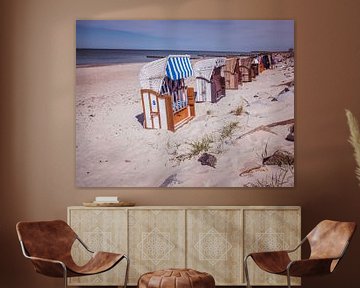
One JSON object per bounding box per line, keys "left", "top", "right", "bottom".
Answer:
{"left": 76, "top": 20, "right": 294, "bottom": 187}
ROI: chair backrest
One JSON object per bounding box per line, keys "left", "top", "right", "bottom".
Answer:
{"left": 16, "top": 220, "right": 77, "bottom": 261}
{"left": 307, "top": 220, "right": 356, "bottom": 261}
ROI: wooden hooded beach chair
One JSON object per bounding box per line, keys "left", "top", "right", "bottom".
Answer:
{"left": 194, "top": 57, "right": 226, "bottom": 103}
{"left": 239, "top": 57, "right": 253, "bottom": 82}
{"left": 139, "top": 55, "right": 195, "bottom": 132}
{"left": 224, "top": 57, "right": 241, "bottom": 89}
{"left": 261, "top": 54, "right": 272, "bottom": 70}
{"left": 251, "top": 56, "right": 259, "bottom": 77}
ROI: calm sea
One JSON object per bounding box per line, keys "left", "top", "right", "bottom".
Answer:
{"left": 76, "top": 49, "right": 250, "bottom": 67}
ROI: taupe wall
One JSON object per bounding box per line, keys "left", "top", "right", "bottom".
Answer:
{"left": 1, "top": 0, "right": 360, "bottom": 287}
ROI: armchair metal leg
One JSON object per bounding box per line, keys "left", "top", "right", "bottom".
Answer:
{"left": 61, "top": 264, "right": 68, "bottom": 288}
{"left": 244, "top": 255, "right": 252, "bottom": 288}
{"left": 286, "top": 269, "right": 292, "bottom": 288}
{"left": 123, "top": 255, "right": 130, "bottom": 288}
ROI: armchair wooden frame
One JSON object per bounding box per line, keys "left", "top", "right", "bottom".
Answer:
{"left": 16, "top": 220, "right": 129, "bottom": 288}
{"left": 244, "top": 220, "right": 356, "bottom": 288}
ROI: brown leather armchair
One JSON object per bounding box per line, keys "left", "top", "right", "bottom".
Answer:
{"left": 16, "top": 220, "right": 129, "bottom": 288}
{"left": 244, "top": 220, "right": 356, "bottom": 288}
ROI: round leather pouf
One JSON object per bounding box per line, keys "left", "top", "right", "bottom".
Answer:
{"left": 138, "top": 268, "right": 215, "bottom": 288}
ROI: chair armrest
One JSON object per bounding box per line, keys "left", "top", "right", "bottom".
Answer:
{"left": 76, "top": 236, "right": 94, "bottom": 253}
{"left": 247, "top": 250, "right": 290, "bottom": 257}
{"left": 285, "top": 237, "right": 307, "bottom": 253}
{"left": 25, "top": 255, "right": 67, "bottom": 277}
{"left": 245, "top": 237, "right": 306, "bottom": 262}
{"left": 20, "top": 240, "right": 63, "bottom": 264}
{"left": 25, "top": 255, "right": 64, "bottom": 265}
{"left": 287, "top": 258, "right": 335, "bottom": 277}
{"left": 223, "top": 69, "right": 236, "bottom": 75}
{"left": 239, "top": 65, "right": 251, "bottom": 71}
{"left": 246, "top": 251, "right": 292, "bottom": 274}
{"left": 196, "top": 76, "right": 212, "bottom": 84}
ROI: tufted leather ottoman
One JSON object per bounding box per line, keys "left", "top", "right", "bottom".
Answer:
{"left": 138, "top": 268, "right": 215, "bottom": 288}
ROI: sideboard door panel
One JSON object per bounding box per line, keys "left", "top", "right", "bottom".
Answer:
{"left": 243, "top": 209, "right": 301, "bottom": 286}
{"left": 68, "top": 208, "right": 128, "bottom": 286}
{"left": 128, "top": 209, "right": 186, "bottom": 284}
{"left": 187, "top": 209, "right": 243, "bottom": 285}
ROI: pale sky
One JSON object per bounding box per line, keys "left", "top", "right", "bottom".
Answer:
{"left": 76, "top": 20, "right": 294, "bottom": 52}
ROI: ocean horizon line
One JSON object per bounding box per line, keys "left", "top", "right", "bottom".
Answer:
{"left": 76, "top": 47, "right": 293, "bottom": 53}
{"left": 76, "top": 48, "right": 293, "bottom": 67}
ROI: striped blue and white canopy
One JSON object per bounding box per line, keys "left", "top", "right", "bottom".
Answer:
{"left": 139, "top": 55, "right": 193, "bottom": 93}
{"left": 165, "top": 55, "right": 193, "bottom": 80}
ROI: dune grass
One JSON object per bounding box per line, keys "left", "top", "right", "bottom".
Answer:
{"left": 219, "top": 121, "right": 239, "bottom": 141}
{"left": 245, "top": 165, "right": 294, "bottom": 187}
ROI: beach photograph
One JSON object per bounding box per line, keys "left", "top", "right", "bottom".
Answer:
{"left": 76, "top": 20, "right": 295, "bottom": 187}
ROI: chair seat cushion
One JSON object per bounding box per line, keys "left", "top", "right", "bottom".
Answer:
{"left": 138, "top": 268, "right": 215, "bottom": 288}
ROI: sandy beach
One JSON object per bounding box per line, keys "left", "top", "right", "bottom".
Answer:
{"left": 76, "top": 57, "right": 294, "bottom": 187}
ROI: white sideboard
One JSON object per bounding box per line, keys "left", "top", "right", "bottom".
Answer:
{"left": 67, "top": 206, "right": 301, "bottom": 286}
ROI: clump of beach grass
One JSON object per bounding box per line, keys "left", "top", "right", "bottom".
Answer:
{"left": 173, "top": 121, "right": 240, "bottom": 164}
{"left": 231, "top": 105, "right": 244, "bottom": 116}
{"left": 245, "top": 165, "right": 294, "bottom": 187}
{"left": 188, "top": 135, "right": 214, "bottom": 156}
{"left": 175, "top": 135, "right": 214, "bottom": 162}
{"left": 345, "top": 109, "right": 360, "bottom": 186}
{"left": 220, "top": 121, "right": 239, "bottom": 141}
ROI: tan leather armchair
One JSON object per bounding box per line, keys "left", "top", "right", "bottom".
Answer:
{"left": 16, "top": 220, "right": 129, "bottom": 288}
{"left": 244, "top": 220, "right": 356, "bottom": 288}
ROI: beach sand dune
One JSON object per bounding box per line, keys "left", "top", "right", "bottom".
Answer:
{"left": 76, "top": 59, "right": 294, "bottom": 187}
